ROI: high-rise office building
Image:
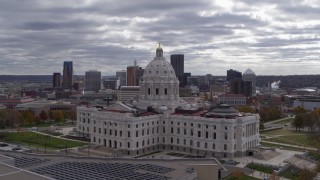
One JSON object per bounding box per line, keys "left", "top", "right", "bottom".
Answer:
{"left": 127, "top": 66, "right": 136, "bottom": 86}
{"left": 127, "top": 60, "right": 144, "bottom": 86}
{"left": 242, "top": 68, "right": 257, "bottom": 96}
{"left": 52, "top": 72, "right": 61, "bottom": 88}
{"left": 116, "top": 70, "right": 127, "bottom": 87}
{"left": 85, "top": 70, "right": 101, "bottom": 91}
{"left": 135, "top": 67, "right": 144, "bottom": 86}
{"left": 227, "top": 69, "right": 242, "bottom": 81}
{"left": 63, "top": 61, "right": 73, "bottom": 89}
{"left": 230, "top": 79, "right": 253, "bottom": 97}
{"left": 170, "top": 54, "right": 184, "bottom": 86}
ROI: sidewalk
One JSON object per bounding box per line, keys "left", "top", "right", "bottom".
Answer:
{"left": 261, "top": 140, "right": 317, "bottom": 151}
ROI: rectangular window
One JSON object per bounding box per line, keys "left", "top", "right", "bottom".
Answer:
{"left": 128, "top": 131, "right": 130, "bottom": 137}
{"left": 198, "top": 131, "right": 201, "bottom": 138}
{"left": 156, "top": 88, "right": 159, "bottom": 95}
{"left": 164, "top": 88, "right": 167, "bottom": 95}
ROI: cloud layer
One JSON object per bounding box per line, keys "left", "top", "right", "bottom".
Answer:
{"left": 0, "top": 0, "right": 319, "bottom": 75}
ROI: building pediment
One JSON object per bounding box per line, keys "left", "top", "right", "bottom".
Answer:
{"left": 105, "top": 101, "right": 133, "bottom": 112}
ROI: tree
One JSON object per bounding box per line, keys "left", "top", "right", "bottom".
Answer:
{"left": 39, "top": 110, "right": 48, "bottom": 124}
{"left": 0, "top": 109, "right": 8, "bottom": 128}
{"left": 298, "top": 168, "right": 317, "bottom": 180}
{"left": 21, "top": 111, "right": 35, "bottom": 126}
{"left": 52, "top": 110, "right": 64, "bottom": 125}
{"left": 306, "top": 111, "right": 318, "bottom": 133}
{"left": 293, "top": 106, "right": 308, "bottom": 114}
{"left": 69, "top": 110, "right": 77, "bottom": 124}
{"left": 35, "top": 116, "right": 41, "bottom": 125}
{"left": 294, "top": 113, "right": 305, "bottom": 131}
{"left": 6, "top": 109, "right": 22, "bottom": 127}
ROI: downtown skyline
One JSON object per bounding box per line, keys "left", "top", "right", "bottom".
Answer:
{"left": 0, "top": 0, "right": 319, "bottom": 76}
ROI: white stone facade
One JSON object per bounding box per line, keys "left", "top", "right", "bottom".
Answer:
{"left": 77, "top": 105, "right": 259, "bottom": 158}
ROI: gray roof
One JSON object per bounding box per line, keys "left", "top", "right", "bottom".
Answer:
{"left": 243, "top": 68, "right": 255, "bottom": 75}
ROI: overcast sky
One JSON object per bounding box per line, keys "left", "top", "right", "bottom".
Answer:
{"left": 0, "top": 0, "right": 319, "bottom": 76}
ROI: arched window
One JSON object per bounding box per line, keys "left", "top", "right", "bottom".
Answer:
{"left": 224, "top": 144, "right": 227, "bottom": 150}
{"left": 128, "top": 142, "right": 130, "bottom": 148}
{"left": 164, "top": 88, "right": 167, "bottom": 95}
{"left": 148, "top": 88, "right": 151, "bottom": 95}
{"left": 213, "top": 143, "right": 215, "bottom": 149}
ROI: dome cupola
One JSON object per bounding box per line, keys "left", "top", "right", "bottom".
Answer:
{"left": 156, "top": 43, "right": 163, "bottom": 58}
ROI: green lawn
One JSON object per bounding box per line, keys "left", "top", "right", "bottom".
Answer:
{"left": 260, "top": 128, "right": 319, "bottom": 148}
{"left": 0, "top": 132, "right": 87, "bottom": 149}
{"left": 224, "top": 173, "right": 260, "bottom": 180}
{"left": 246, "top": 163, "right": 274, "bottom": 174}
{"left": 268, "top": 134, "right": 312, "bottom": 147}
{"left": 261, "top": 129, "right": 307, "bottom": 137}
{"left": 272, "top": 118, "right": 293, "bottom": 125}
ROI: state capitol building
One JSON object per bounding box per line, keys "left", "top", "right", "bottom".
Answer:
{"left": 77, "top": 45, "right": 260, "bottom": 158}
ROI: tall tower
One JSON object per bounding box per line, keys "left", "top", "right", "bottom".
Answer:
{"left": 63, "top": 61, "right": 73, "bottom": 89}
{"left": 116, "top": 70, "right": 127, "bottom": 86}
{"left": 170, "top": 54, "right": 184, "bottom": 87}
{"left": 227, "top": 69, "right": 242, "bottom": 81}
{"left": 242, "top": 68, "right": 257, "bottom": 96}
{"left": 85, "top": 70, "right": 101, "bottom": 91}
{"left": 52, "top": 72, "right": 61, "bottom": 88}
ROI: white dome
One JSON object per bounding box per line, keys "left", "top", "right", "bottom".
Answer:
{"left": 143, "top": 59, "right": 177, "bottom": 78}
{"left": 138, "top": 44, "right": 181, "bottom": 109}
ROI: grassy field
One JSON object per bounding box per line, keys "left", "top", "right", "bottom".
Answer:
{"left": 224, "top": 173, "right": 260, "bottom": 180}
{"left": 261, "top": 129, "right": 307, "bottom": 137}
{"left": 246, "top": 163, "right": 274, "bottom": 174}
{"left": 0, "top": 132, "right": 87, "bottom": 149}
{"left": 272, "top": 118, "right": 293, "bottom": 125}
{"left": 268, "top": 134, "right": 311, "bottom": 147}
{"left": 260, "top": 129, "right": 319, "bottom": 148}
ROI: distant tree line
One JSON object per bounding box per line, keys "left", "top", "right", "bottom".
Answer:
{"left": 256, "top": 75, "right": 320, "bottom": 88}
{"left": 0, "top": 109, "right": 76, "bottom": 128}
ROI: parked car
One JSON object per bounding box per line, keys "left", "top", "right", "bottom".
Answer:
{"left": 0, "top": 143, "right": 8, "bottom": 147}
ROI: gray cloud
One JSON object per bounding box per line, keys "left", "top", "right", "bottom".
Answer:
{"left": 0, "top": 0, "right": 319, "bottom": 75}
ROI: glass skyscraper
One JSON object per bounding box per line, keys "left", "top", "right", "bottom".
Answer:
{"left": 63, "top": 61, "right": 73, "bottom": 89}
